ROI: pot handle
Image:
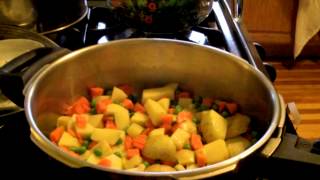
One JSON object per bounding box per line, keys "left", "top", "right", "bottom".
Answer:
{"left": 170, "top": 163, "right": 237, "bottom": 180}
{"left": 0, "top": 47, "right": 71, "bottom": 107}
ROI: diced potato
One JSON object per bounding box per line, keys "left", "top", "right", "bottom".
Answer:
{"left": 56, "top": 116, "right": 72, "bottom": 128}
{"left": 176, "top": 150, "right": 195, "bottom": 165}
{"left": 91, "top": 128, "right": 124, "bottom": 145}
{"left": 67, "top": 115, "right": 76, "bottom": 130}
{"left": 130, "top": 112, "right": 148, "bottom": 126}
{"left": 201, "top": 139, "right": 229, "bottom": 164}
{"left": 226, "top": 113, "right": 251, "bottom": 138}
{"left": 144, "top": 99, "right": 166, "bottom": 126}
{"left": 175, "top": 164, "right": 185, "bottom": 171}
{"left": 92, "top": 140, "right": 113, "bottom": 157}
{"left": 186, "top": 164, "right": 199, "bottom": 170}
{"left": 88, "top": 114, "right": 104, "bottom": 128}
{"left": 93, "top": 95, "right": 110, "bottom": 104}
{"left": 58, "top": 132, "right": 81, "bottom": 147}
{"left": 127, "top": 123, "right": 144, "bottom": 137}
{"left": 200, "top": 110, "right": 227, "bottom": 143}
{"left": 158, "top": 98, "right": 170, "bottom": 112}
{"left": 106, "top": 103, "right": 130, "bottom": 130}
{"left": 171, "top": 128, "right": 190, "bottom": 149}
{"left": 123, "top": 155, "right": 143, "bottom": 169}
{"left": 142, "top": 135, "right": 176, "bottom": 162}
{"left": 226, "top": 136, "right": 251, "bottom": 157}
{"left": 142, "top": 83, "right": 178, "bottom": 103}
{"left": 75, "top": 123, "right": 94, "bottom": 137}
{"left": 180, "top": 120, "right": 197, "bottom": 134}
{"left": 149, "top": 128, "right": 165, "bottom": 137}
{"left": 178, "top": 98, "right": 193, "bottom": 109}
{"left": 111, "top": 86, "right": 128, "bottom": 103}
{"left": 112, "top": 144, "right": 125, "bottom": 155}
{"left": 87, "top": 153, "right": 101, "bottom": 165}
{"left": 127, "top": 164, "right": 146, "bottom": 171}
{"left": 80, "top": 150, "right": 92, "bottom": 160}
{"left": 105, "top": 154, "right": 123, "bottom": 170}
{"left": 145, "top": 164, "right": 176, "bottom": 172}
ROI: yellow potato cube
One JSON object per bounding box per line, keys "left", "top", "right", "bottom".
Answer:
{"left": 92, "top": 140, "right": 113, "bottom": 157}
{"left": 106, "top": 103, "right": 130, "bottom": 130}
{"left": 123, "top": 155, "right": 143, "bottom": 169}
{"left": 158, "top": 98, "right": 170, "bottom": 112}
{"left": 58, "top": 132, "right": 80, "bottom": 147}
{"left": 226, "top": 113, "right": 251, "bottom": 138}
{"left": 226, "top": 136, "right": 251, "bottom": 157}
{"left": 88, "top": 114, "right": 104, "bottom": 128}
{"left": 127, "top": 123, "right": 144, "bottom": 137}
{"left": 91, "top": 128, "right": 124, "bottom": 145}
{"left": 175, "top": 164, "right": 185, "bottom": 171}
{"left": 176, "top": 150, "right": 195, "bottom": 165}
{"left": 171, "top": 128, "right": 190, "bottom": 149}
{"left": 142, "top": 83, "right": 178, "bottom": 103}
{"left": 105, "top": 154, "right": 123, "bottom": 170}
{"left": 111, "top": 86, "right": 128, "bottom": 103}
{"left": 202, "top": 139, "right": 229, "bottom": 164}
{"left": 144, "top": 99, "right": 166, "bottom": 126}
{"left": 56, "top": 116, "right": 72, "bottom": 128}
{"left": 131, "top": 112, "right": 148, "bottom": 126}
{"left": 200, "top": 110, "right": 227, "bottom": 143}
{"left": 149, "top": 128, "right": 165, "bottom": 137}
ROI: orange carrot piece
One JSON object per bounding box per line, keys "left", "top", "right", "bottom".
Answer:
{"left": 162, "top": 161, "right": 176, "bottom": 166}
{"left": 126, "top": 148, "right": 140, "bottom": 159}
{"left": 145, "top": 119, "right": 154, "bottom": 128}
{"left": 143, "top": 156, "right": 156, "bottom": 164}
{"left": 160, "top": 123, "right": 172, "bottom": 134}
{"left": 72, "top": 96, "right": 91, "bottom": 114}
{"left": 60, "top": 146, "right": 79, "bottom": 157}
{"left": 177, "top": 111, "right": 193, "bottom": 123}
{"left": 124, "top": 136, "right": 133, "bottom": 150}
{"left": 105, "top": 119, "right": 117, "bottom": 129}
{"left": 168, "top": 108, "right": 175, "bottom": 114}
{"left": 161, "top": 114, "right": 173, "bottom": 124}
{"left": 141, "top": 127, "right": 154, "bottom": 135}
{"left": 118, "top": 84, "right": 134, "bottom": 95}
{"left": 76, "top": 114, "right": 87, "bottom": 128}
{"left": 98, "top": 158, "right": 112, "bottom": 167}
{"left": 96, "top": 98, "right": 112, "bottom": 114}
{"left": 75, "top": 131, "right": 84, "bottom": 145}
{"left": 171, "top": 123, "right": 181, "bottom": 133}
{"left": 177, "top": 91, "right": 191, "bottom": 98}
{"left": 202, "top": 97, "right": 213, "bottom": 107}
{"left": 50, "top": 127, "right": 64, "bottom": 143}
{"left": 134, "top": 103, "right": 145, "bottom": 113}
{"left": 195, "top": 150, "right": 207, "bottom": 167}
{"left": 226, "top": 102, "right": 238, "bottom": 114}
{"left": 89, "top": 87, "right": 104, "bottom": 98}
{"left": 132, "top": 134, "right": 147, "bottom": 150}
{"left": 122, "top": 99, "right": 134, "bottom": 110}
{"left": 218, "top": 101, "right": 226, "bottom": 112}
{"left": 190, "top": 133, "right": 203, "bottom": 150}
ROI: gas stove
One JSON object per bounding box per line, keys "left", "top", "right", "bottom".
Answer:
{"left": 0, "top": 0, "right": 319, "bottom": 179}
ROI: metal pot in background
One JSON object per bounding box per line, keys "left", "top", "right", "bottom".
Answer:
{"left": 0, "top": 25, "right": 60, "bottom": 124}
{"left": 0, "top": 0, "right": 88, "bottom": 35}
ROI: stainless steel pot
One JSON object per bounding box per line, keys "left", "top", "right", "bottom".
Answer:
{"left": 0, "top": 0, "right": 88, "bottom": 34}
{"left": 14, "top": 39, "right": 284, "bottom": 178}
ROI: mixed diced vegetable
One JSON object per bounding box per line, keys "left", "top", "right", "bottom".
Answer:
{"left": 49, "top": 83, "right": 257, "bottom": 172}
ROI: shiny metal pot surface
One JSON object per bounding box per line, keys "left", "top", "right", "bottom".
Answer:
{"left": 24, "top": 39, "right": 283, "bottom": 179}
{"left": 0, "top": 0, "right": 88, "bottom": 34}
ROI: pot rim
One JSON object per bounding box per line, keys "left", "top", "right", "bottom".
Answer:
{"left": 24, "top": 38, "right": 281, "bottom": 177}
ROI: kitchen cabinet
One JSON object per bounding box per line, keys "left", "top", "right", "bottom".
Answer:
{"left": 242, "top": 0, "right": 320, "bottom": 58}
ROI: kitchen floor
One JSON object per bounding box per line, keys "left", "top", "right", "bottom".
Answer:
{"left": 268, "top": 58, "right": 320, "bottom": 140}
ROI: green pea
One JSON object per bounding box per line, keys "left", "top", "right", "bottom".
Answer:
{"left": 115, "top": 138, "right": 123, "bottom": 145}
{"left": 82, "top": 140, "right": 90, "bottom": 149}
{"left": 221, "top": 111, "right": 229, "bottom": 117}
{"left": 192, "top": 117, "right": 200, "bottom": 124}
{"left": 175, "top": 105, "right": 183, "bottom": 114}
{"left": 70, "top": 146, "right": 86, "bottom": 155}
{"left": 93, "top": 148, "right": 103, "bottom": 157}
{"left": 183, "top": 144, "right": 191, "bottom": 150}
{"left": 114, "top": 152, "right": 122, "bottom": 158}
{"left": 143, "top": 161, "right": 150, "bottom": 167}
